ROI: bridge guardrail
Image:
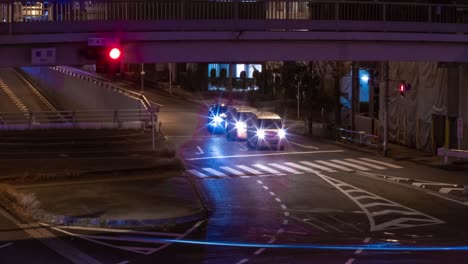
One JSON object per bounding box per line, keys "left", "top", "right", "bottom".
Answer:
{"left": 0, "top": 109, "right": 152, "bottom": 130}
{"left": 437, "top": 147, "right": 468, "bottom": 165}
{"left": 1, "top": 1, "right": 468, "bottom": 25}
{"left": 339, "top": 128, "right": 382, "bottom": 149}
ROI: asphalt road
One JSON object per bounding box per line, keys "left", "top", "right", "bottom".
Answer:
{"left": 2, "top": 78, "right": 468, "bottom": 263}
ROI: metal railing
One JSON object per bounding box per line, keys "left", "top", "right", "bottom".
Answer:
{"left": 0, "top": 1, "right": 468, "bottom": 24}
{"left": 339, "top": 128, "right": 381, "bottom": 149}
{"left": 0, "top": 109, "right": 154, "bottom": 130}
{"left": 437, "top": 147, "right": 468, "bottom": 165}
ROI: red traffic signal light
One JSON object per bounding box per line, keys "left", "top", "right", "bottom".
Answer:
{"left": 399, "top": 83, "right": 405, "bottom": 92}
{"left": 108, "top": 47, "right": 121, "bottom": 60}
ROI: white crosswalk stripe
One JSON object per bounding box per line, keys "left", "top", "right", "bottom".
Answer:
{"left": 315, "top": 160, "right": 354, "bottom": 172}
{"left": 220, "top": 166, "right": 245, "bottom": 176}
{"left": 344, "top": 159, "right": 387, "bottom": 170}
{"left": 299, "top": 161, "right": 337, "bottom": 172}
{"left": 236, "top": 165, "right": 263, "bottom": 175}
{"left": 284, "top": 162, "right": 319, "bottom": 173}
{"left": 187, "top": 170, "right": 208, "bottom": 178}
{"left": 268, "top": 163, "right": 303, "bottom": 174}
{"left": 202, "top": 168, "right": 228, "bottom": 177}
{"left": 359, "top": 158, "right": 403, "bottom": 169}
{"left": 330, "top": 159, "right": 370, "bottom": 171}
{"left": 253, "top": 164, "right": 284, "bottom": 175}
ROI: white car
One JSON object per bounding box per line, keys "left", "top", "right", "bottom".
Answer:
{"left": 246, "top": 111, "right": 286, "bottom": 150}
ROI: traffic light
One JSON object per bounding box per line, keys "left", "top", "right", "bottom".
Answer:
{"left": 398, "top": 81, "right": 411, "bottom": 96}
{"left": 80, "top": 46, "right": 122, "bottom": 76}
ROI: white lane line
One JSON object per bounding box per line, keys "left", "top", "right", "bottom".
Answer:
{"left": 275, "top": 198, "right": 282, "bottom": 203}
{"left": 202, "top": 168, "right": 228, "bottom": 177}
{"left": 330, "top": 159, "right": 371, "bottom": 171}
{"left": 240, "top": 176, "right": 251, "bottom": 179}
{"left": 186, "top": 150, "right": 344, "bottom": 160}
{"left": 359, "top": 158, "right": 403, "bottom": 169}
{"left": 257, "top": 180, "right": 263, "bottom": 184}
{"left": 426, "top": 192, "right": 468, "bottom": 206}
{"left": 268, "top": 163, "right": 303, "bottom": 174}
{"left": 187, "top": 169, "right": 208, "bottom": 178}
{"left": 269, "top": 191, "right": 276, "bottom": 196}
{"left": 315, "top": 160, "right": 354, "bottom": 172}
{"left": 254, "top": 248, "right": 265, "bottom": 255}
{"left": 284, "top": 162, "right": 320, "bottom": 173}
{"left": 345, "top": 258, "right": 355, "bottom": 264}
{"left": 235, "top": 258, "right": 249, "bottom": 264}
{"left": 253, "top": 164, "right": 284, "bottom": 175}
{"left": 220, "top": 166, "right": 245, "bottom": 176}
{"left": 299, "top": 161, "right": 337, "bottom": 172}
{"left": 344, "top": 159, "right": 387, "bottom": 170}
{"left": 288, "top": 141, "right": 319, "bottom": 149}
{"left": 282, "top": 219, "right": 289, "bottom": 225}
{"left": 237, "top": 165, "right": 263, "bottom": 175}
{"left": 117, "top": 261, "right": 129, "bottom": 264}
{"left": 412, "top": 182, "right": 456, "bottom": 187}
{"left": 439, "top": 187, "right": 463, "bottom": 194}
{"left": 263, "top": 186, "right": 269, "bottom": 190}
{"left": 280, "top": 204, "right": 287, "bottom": 210}
{"left": 196, "top": 146, "right": 204, "bottom": 155}
{"left": 284, "top": 212, "right": 290, "bottom": 217}
{"left": 0, "top": 243, "right": 13, "bottom": 249}
{"left": 237, "top": 142, "right": 248, "bottom": 151}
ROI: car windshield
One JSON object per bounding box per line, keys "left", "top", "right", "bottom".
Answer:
{"left": 259, "top": 119, "right": 282, "bottom": 129}
{"left": 210, "top": 105, "right": 227, "bottom": 117}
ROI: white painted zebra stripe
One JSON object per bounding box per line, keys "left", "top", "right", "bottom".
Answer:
{"left": 315, "top": 160, "right": 353, "bottom": 172}
{"left": 202, "top": 168, "right": 228, "bottom": 177}
{"left": 284, "top": 162, "right": 320, "bottom": 173}
{"left": 236, "top": 165, "right": 263, "bottom": 175}
{"left": 344, "top": 159, "right": 387, "bottom": 169}
{"left": 220, "top": 166, "right": 245, "bottom": 176}
{"left": 439, "top": 187, "right": 463, "bottom": 194}
{"left": 299, "top": 161, "right": 337, "bottom": 172}
{"left": 187, "top": 170, "right": 208, "bottom": 178}
{"left": 330, "top": 160, "right": 370, "bottom": 171}
{"left": 359, "top": 158, "right": 403, "bottom": 169}
{"left": 268, "top": 163, "right": 303, "bottom": 174}
{"left": 253, "top": 164, "right": 284, "bottom": 175}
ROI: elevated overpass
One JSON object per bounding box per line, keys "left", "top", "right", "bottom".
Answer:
{"left": 1, "top": 0, "right": 468, "bottom": 66}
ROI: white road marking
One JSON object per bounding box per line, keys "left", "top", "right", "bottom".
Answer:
{"left": 345, "top": 258, "right": 355, "bottom": 264}
{"left": 284, "top": 212, "right": 290, "bottom": 217}
{"left": 318, "top": 175, "right": 444, "bottom": 231}
{"left": 240, "top": 176, "right": 251, "bottom": 178}
{"left": 282, "top": 219, "right": 289, "bottom": 225}
{"left": 254, "top": 248, "right": 265, "bottom": 255}
{"left": 315, "top": 160, "right": 354, "bottom": 172}
{"left": 237, "top": 142, "right": 248, "bottom": 151}
{"left": 186, "top": 150, "right": 344, "bottom": 160}
{"left": 299, "top": 161, "right": 337, "bottom": 172}
{"left": 275, "top": 198, "right": 282, "bottom": 203}
{"left": 412, "top": 182, "right": 456, "bottom": 187}
{"left": 330, "top": 159, "right": 371, "bottom": 171}
{"left": 220, "top": 166, "right": 245, "bottom": 176}
{"left": 359, "top": 158, "right": 403, "bottom": 169}
{"left": 202, "top": 168, "right": 228, "bottom": 177}
{"left": 235, "top": 258, "right": 249, "bottom": 264}
{"left": 280, "top": 204, "right": 287, "bottom": 210}
{"left": 53, "top": 225, "right": 181, "bottom": 237}
{"left": 291, "top": 216, "right": 329, "bottom": 232}
{"left": 344, "top": 159, "right": 387, "bottom": 170}
{"left": 284, "top": 162, "right": 320, "bottom": 173}
{"left": 426, "top": 192, "right": 468, "bottom": 206}
{"left": 253, "top": 164, "right": 284, "bottom": 175}
{"left": 439, "top": 187, "right": 464, "bottom": 194}
{"left": 288, "top": 141, "right": 319, "bottom": 149}
{"left": 263, "top": 186, "right": 269, "bottom": 190}
{"left": 257, "top": 180, "right": 263, "bottom": 184}
{"left": 0, "top": 243, "right": 13, "bottom": 249}
{"left": 268, "top": 163, "right": 303, "bottom": 174}
{"left": 237, "top": 165, "right": 263, "bottom": 175}
{"left": 307, "top": 216, "right": 343, "bottom": 233}
{"left": 187, "top": 169, "right": 208, "bottom": 178}
{"left": 117, "top": 261, "right": 129, "bottom": 264}
{"left": 268, "top": 237, "right": 277, "bottom": 243}
{"left": 196, "top": 146, "right": 204, "bottom": 155}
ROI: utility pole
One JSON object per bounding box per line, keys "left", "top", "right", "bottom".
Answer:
{"left": 351, "top": 62, "right": 357, "bottom": 131}
{"left": 140, "top": 63, "right": 145, "bottom": 94}
{"left": 297, "top": 80, "right": 301, "bottom": 120}
{"left": 383, "top": 61, "right": 389, "bottom": 156}
{"left": 169, "top": 63, "right": 172, "bottom": 95}
{"left": 458, "top": 63, "right": 463, "bottom": 150}
{"left": 228, "top": 63, "right": 233, "bottom": 104}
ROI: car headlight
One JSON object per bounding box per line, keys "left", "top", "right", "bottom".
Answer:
{"left": 257, "top": 129, "right": 265, "bottom": 139}
{"left": 236, "top": 122, "right": 246, "bottom": 129}
{"left": 213, "top": 116, "right": 223, "bottom": 124}
{"left": 278, "top": 129, "right": 286, "bottom": 139}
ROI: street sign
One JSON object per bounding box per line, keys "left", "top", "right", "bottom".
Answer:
{"left": 457, "top": 118, "right": 464, "bottom": 139}
{"left": 31, "top": 48, "right": 56, "bottom": 65}
{"left": 88, "top": 37, "right": 119, "bottom": 46}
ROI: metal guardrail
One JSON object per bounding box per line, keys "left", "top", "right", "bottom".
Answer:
{"left": 437, "top": 147, "right": 468, "bottom": 164}
{"left": 339, "top": 128, "right": 382, "bottom": 149}
{"left": 0, "top": 109, "right": 153, "bottom": 130}
{"left": 0, "top": 1, "right": 468, "bottom": 25}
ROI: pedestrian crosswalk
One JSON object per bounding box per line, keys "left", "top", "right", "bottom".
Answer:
{"left": 187, "top": 157, "right": 404, "bottom": 180}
